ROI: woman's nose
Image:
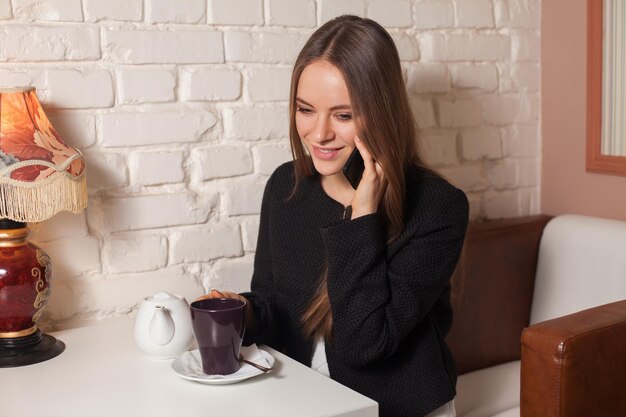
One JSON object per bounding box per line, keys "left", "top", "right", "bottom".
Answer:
{"left": 311, "top": 116, "right": 334, "bottom": 142}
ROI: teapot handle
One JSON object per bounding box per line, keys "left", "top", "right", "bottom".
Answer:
{"left": 149, "top": 305, "right": 175, "bottom": 346}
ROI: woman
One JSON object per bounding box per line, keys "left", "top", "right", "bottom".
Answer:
{"left": 206, "top": 15, "right": 468, "bottom": 417}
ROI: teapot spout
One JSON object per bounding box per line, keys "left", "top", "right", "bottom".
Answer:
{"left": 149, "top": 305, "right": 175, "bottom": 346}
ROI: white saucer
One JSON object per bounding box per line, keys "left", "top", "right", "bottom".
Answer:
{"left": 172, "top": 344, "right": 274, "bottom": 385}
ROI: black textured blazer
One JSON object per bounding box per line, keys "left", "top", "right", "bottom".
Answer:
{"left": 242, "top": 161, "right": 469, "bottom": 417}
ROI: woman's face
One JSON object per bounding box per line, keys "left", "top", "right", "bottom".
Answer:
{"left": 295, "top": 60, "right": 357, "bottom": 179}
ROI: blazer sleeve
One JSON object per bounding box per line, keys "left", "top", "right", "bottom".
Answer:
{"left": 240, "top": 171, "right": 280, "bottom": 347}
{"left": 322, "top": 186, "right": 469, "bottom": 366}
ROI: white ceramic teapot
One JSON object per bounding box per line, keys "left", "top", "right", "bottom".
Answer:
{"left": 133, "top": 292, "right": 194, "bottom": 359}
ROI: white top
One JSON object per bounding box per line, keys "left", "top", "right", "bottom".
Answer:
{"left": 0, "top": 319, "right": 377, "bottom": 417}
{"left": 310, "top": 337, "right": 330, "bottom": 377}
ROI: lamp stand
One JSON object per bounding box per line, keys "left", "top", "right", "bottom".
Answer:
{"left": 0, "top": 219, "right": 65, "bottom": 367}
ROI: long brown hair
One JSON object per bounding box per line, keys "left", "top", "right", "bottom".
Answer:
{"left": 292, "top": 15, "right": 429, "bottom": 341}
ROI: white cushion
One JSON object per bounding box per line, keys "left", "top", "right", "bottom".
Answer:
{"left": 490, "top": 407, "right": 519, "bottom": 417}
{"left": 455, "top": 361, "right": 520, "bottom": 417}
{"left": 531, "top": 214, "right": 626, "bottom": 324}
{"left": 455, "top": 215, "right": 626, "bottom": 417}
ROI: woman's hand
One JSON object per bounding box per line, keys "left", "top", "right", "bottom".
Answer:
{"left": 196, "top": 289, "right": 256, "bottom": 330}
{"left": 196, "top": 288, "right": 247, "bottom": 304}
{"left": 350, "top": 135, "right": 388, "bottom": 219}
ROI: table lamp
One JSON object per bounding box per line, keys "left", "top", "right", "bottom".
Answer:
{"left": 0, "top": 86, "right": 87, "bottom": 367}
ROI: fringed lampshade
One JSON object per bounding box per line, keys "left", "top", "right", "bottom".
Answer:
{"left": 0, "top": 86, "right": 87, "bottom": 221}
{"left": 0, "top": 86, "right": 87, "bottom": 367}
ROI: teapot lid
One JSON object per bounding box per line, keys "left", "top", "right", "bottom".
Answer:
{"left": 146, "top": 292, "right": 181, "bottom": 302}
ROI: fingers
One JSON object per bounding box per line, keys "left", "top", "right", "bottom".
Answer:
{"left": 195, "top": 294, "right": 211, "bottom": 301}
{"left": 349, "top": 135, "right": 388, "bottom": 219}
{"left": 211, "top": 288, "right": 225, "bottom": 298}
{"left": 354, "top": 135, "right": 376, "bottom": 172}
{"left": 375, "top": 162, "right": 388, "bottom": 201}
{"left": 374, "top": 161, "right": 384, "bottom": 177}
{"left": 195, "top": 288, "right": 235, "bottom": 302}
{"left": 353, "top": 134, "right": 368, "bottom": 157}
{"left": 354, "top": 135, "right": 386, "bottom": 173}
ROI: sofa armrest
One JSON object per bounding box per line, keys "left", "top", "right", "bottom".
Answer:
{"left": 520, "top": 300, "right": 626, "bottom": 417}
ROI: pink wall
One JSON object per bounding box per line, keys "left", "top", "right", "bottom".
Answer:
{"left": 542, "top": 0, "right": 626, "bottom": 221}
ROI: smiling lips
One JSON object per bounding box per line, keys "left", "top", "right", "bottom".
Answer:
{"left": 312, "top": 145, "right": 344, "bottom": 160}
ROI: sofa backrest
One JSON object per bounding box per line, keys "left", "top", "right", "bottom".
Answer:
{"left": 447, "top": 215, "right": 551, "bottom": 375}
{"left": 530, "top": 214, "right": 626, "bottom": 324}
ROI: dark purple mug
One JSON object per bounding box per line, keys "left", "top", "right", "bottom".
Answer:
{"left": 190, "top": 298, "right": 246, "bottom": 375}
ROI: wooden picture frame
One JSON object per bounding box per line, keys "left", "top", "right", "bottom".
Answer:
{"left": 586, "top": 0, "right": 626, "bottom": 176}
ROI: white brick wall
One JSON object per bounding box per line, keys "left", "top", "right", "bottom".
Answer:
{"left": 194, "top": 146, "right": 253, "bottom": 179}
{"left": 117, "top": 68, "right": 176, "bottom": 104}
{"left": 0, "top": 0, "right": 541, "bottom": 327}
{"left": 456, "top": 0, "right": 494, "bottom": 28}
{"left": 170, "top": 224, "right": 243, "bottom": 263}
{"left": 0, "top": 0, "right": 11, "bottom": 18}
{"left": 30, "top": 212, "right": 89, "bottom": 242}
{"left": 130, "top": 151, "right": 185, "bottom": 186}
{"left": 83, "top": 151, "right": 128, "bottom": 189}
{"left": 103, "top": 235, "right": 167, "bottom": 274}
{"left": 222, "top": 105, "right": 289, "bottom": 140}
{"left": 440, "top": 165, "right": 489, "bottom": 192}
{"left": 511, "top": 29, "right": 541, "bottom": 62}
{"left": 224, "top": 31, "right": 307, "bottom": 63}
{"left": 420, "top": 33, "right": 510, "bottom": 61}
{"left": 450, "top": 64, "right": 498, "bottom": 91}
{"left": 223, "top": 182, "right": 266, "bottom": 216}
{"left": 211, "top": 257, "right": 255, "bottom": 293}
{"left": 320, "top": 0, "right": 365, "bottom": 23}
{"left": 494, "top": 0, "right": 511, "bottom": 27}
{"left": 100, "top": 111, "right": 217, "bottom": 147}
{"left": 96, "top": 193, "right": 214, "bottom": 232}
{"left": 407, "top": 64, "right": 451, "bottom": 94}
{"left": 44, "top": 69, "right": 114, "bottom": 109}
{"left": 460, "top": 128, "right": 502, "bottom": 161}
{"left": 415, "top": 1, "right": 454, "bottom": 29}
{"left": 509, "top": 63, "right": 541, "bottom": 92}
{"left": 83, "top": 0, "right": 142, "bottom": 22}
{"left": 47, "top": 111, "right": 97, "bottom": 149}
{"left": 0, "top": 26, "right": 100, "bottom": 61}
{"left": 147, "top": 0, "right": 206, "bottom": 24}
{"left": 13, "top": 0, "right": 83, "bottom": 22}
{"left": 502, "top": 125, "right": 539, "bottom": 157}
{"left": 483, "top": 190, "right": 522, "bottom": 218}
{"left": 268, "top": 0, "right": 316, "bottom": 27}
{"left": 247, "top": 67, "right": 292, "bottom": 101}
{"left": 438, "top": 99, "right": 482, "bottom": 128}
{"left": 241, "top": 218, "right": 260, "bottom": 251}
{"left": 507, "top": 0, "right": 540, "bottom": 29}
{"left": 0, "top": 68, "right": 32, "bottom": 85}
{"left": 252, "top": 144, "right": 292, "bottom": 175}
{"left": 410, "top": 96, "right": 436, "bottom": 128}
{"left": 180, "top": 68, "right": 242, "bottom": 101}
{"left": 39, "top": 236, "right": 102, "bottom": 278}
{"left": 367, "top": 0, "right": 412, "bottom": 27}
{"left": 421, "top": 131, "right": 458, "bottom": 166}
{"left": 103, "top": 29, "right": 224, "bottom": 64}
{"left": 208, "top": 0, "right": 263, "bottom": 25}
{"left": 391, "top": 33, "right": 420, "bottom": 61}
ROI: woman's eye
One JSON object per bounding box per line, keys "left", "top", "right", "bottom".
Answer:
{"left": 336, "top": 113, "right": 353, "bottom": 121}
{"left": 297, "top": 107, "right": 313, "bottom": 114}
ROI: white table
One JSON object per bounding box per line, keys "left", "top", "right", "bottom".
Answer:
{"left": 0, "top": 319, "right": 377, "bottom": 417}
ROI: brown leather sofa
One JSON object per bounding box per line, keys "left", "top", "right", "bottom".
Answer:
{"left": 446, "top": 215, "right": 626, "bottom": 417}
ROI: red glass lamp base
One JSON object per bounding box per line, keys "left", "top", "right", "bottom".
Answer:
{"left": 0, "top": 219, "right": 63, "bottom": 367}
{"left": 0, "top": 329, "right": 65, "bottom": 367}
